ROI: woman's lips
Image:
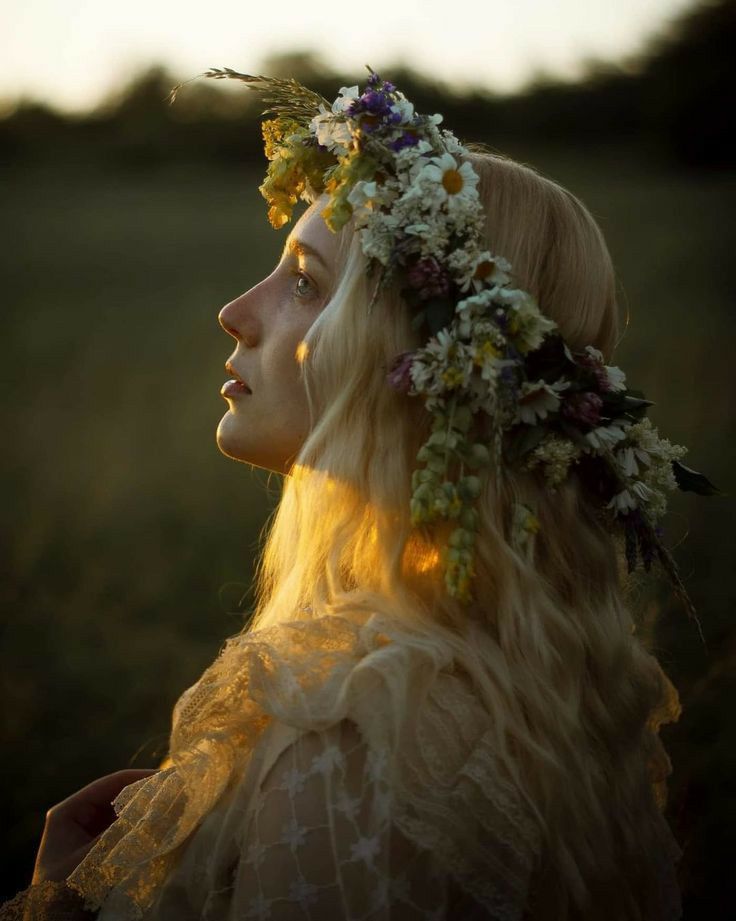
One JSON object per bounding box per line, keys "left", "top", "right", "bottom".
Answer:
{"left": 221, "top": 379, "right": 251, "bottom": 397}
{"left": 223, "top": 361, "right": 252, "bottom": 396}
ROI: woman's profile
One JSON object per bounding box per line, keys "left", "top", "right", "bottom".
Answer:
{"left": 2, "top": 68, "right": 720, "bottom": 920}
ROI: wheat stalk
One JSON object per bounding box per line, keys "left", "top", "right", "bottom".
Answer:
{"left": 167, "top": 68, "right": 330, "bottom": 120}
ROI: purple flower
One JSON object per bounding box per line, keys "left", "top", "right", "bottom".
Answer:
{"left": 561, "top": 391, "right": 603, "bottom": 427}
{"left": 387, "top": 351, "right": 415, "bottom": 393}
{"left": 407, "top": 257, "right": 451, "bottom": 299}
{"left": 575, "top": 352, "right": 610, "bottom": 392}
{"left": 493, "top": 308, "right": 509, "bottom": 332}
{"left": 390, "top": 132, "right": 420, "bottom": 152}
{"left": 364, "top": 90, "right": 392, "bottom": 114}
{"left": 364, "top": 73, "right": 395, "bottom": 93}
{"left": 348, "top": 87, "right": 395, "bottom": 123}
{"left": 500, "top": 365, "right": 516, "bottom": 387}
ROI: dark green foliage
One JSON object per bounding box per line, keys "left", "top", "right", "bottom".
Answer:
{"left": 673, "top": 460, "right": 724, "bottom": 496}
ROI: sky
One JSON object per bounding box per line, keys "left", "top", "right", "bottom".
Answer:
{"left": 2, "top": 0, "right": 697, "bottom": 114}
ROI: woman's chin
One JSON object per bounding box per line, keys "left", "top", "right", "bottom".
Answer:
{"left": 216, "top": 415, "right": 251, "bottom": 463}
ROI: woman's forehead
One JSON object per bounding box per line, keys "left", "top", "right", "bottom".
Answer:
{"left": 286, "top": 200, "right": 340, "bottom": 263}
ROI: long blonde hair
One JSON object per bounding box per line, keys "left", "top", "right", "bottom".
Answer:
{"left": 247, "top": 150, "right": 682, "bottom": 919}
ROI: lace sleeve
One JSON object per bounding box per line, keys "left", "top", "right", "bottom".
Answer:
{"left": 68, "top": 614, "right": 539, "bottom": 920}
{"left": 0, "top": 880, "right": 97, "bottom": 921}
{"left": 205, "top": 719, "right": 480, "bottom": 920}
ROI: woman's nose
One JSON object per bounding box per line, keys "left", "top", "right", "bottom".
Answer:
{"left": 218, "top": 289, "right": 260, "bottom": 345}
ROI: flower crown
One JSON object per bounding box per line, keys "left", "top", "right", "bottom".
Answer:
{"left": 170, "top": 67, "right": 720, "bottom": 622}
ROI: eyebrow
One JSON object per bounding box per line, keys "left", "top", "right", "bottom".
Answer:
{"left": 283, "top": 237, "right": 329, "bottom": 270}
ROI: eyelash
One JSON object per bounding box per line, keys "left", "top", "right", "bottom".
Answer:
{"left": 290, "top": 269, "right": 317, "bottom": 300}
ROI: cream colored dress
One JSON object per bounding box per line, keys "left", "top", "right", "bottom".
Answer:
{"left": 3, "top": 609, "right": 683, "bottom": 920}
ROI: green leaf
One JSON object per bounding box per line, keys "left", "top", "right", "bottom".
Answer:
{"left": 464, "top": 443, "right": 491, "bottom": 469}
{"left": 622, "top": 393, "right": 654, "bottom": 416}
{"left": 557, "top": 418, "right": 592, "bottom": 449}
{"left": 402, "top": 286, "right": 421, "bottom": 310}
{"left": 526, "top": 334, "right": 575, "bottom": 382}
{"left": 411, "top": 309, "right": 427, "bottom": 332}
{"left": 504, "top": 425, "right": 546, "bottom": 463}
{"left": 672, "top": 460, "right": 724, "bottom": 496}
{"left": 599, "top": 390, "right": 653, "bottom": 422}
{"left": 424, "top": 297, "right": 455, "bottom": 336}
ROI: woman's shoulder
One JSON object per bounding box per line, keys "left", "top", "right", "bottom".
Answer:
{"left": 229, "top": 614, "right": 544, "bottom": 917}
{"left": 70, "top": 611, "right": 542, "bottom": 920}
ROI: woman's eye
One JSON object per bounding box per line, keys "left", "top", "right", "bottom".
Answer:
{"left": 292, "top": 270, "right": 316, "bottom": 299}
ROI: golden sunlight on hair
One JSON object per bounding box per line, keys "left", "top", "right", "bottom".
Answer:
{"left": 246, "top": 143, "right": 684, "bottom": 920}
{"left": 295, "top": 340, "right": 310, "bottom": 363}
{"left": 401, "top": 532, "right": 442, "bottom": 576}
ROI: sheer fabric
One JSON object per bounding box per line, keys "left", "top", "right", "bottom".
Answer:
{"left": 0, "top": 880, "right": 95, "bottom": 920}
{"left": 2, "top": 609, "right": 683, "bottom": 919}
{"left": 133, "top": 717, "right": 496, "bottom": 920}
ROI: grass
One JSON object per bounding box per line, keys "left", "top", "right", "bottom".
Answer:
{"left": 1, "top": 150, "right": 734, "bottom": 911}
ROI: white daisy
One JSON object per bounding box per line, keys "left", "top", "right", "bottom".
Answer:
{"left": 450, "top": 249, "right": 512, "bottom": 293}
{"left": 513, "top": 379, "right": 570, "bottom": 425}
{"left": 455, "top": 288, "right": 497, "bottom": 322}
{"left": 498, "top": 288, "right": 557, "bottom": 353}
{"left": 411, "top": 330, "right": 474, "bottom": 395}
{"left": 390, "top": 98, "right": 415, "bottom": 124}
{"left": 616, "top": 445, "right": 641, "bottom": 477}
{"left": 604, "top": 363, "right": 627, "bottom": 392}
{"left": 398, "top": 171, "right": 446, "bottom": 213}
{"left": 331, "top": 85, "right": 360, "bottom": 114}
{"left": 309, "top": 112, "right": 353, "bottom": 153}
{"left": 606, "top": 480, "right": 654, "bottom": 514}
{"left": 347, "top": 179, "right": 397, "bottom": 225}
{"left": 417, "top": 152, "right": 480, "bottom": 215}
{"left": 585, "top": 420, "right": 630, "bottom": 451}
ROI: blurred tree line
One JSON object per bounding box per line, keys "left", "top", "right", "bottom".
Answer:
{"left": 1, "top": 0, "right": 733, "bottom": 170}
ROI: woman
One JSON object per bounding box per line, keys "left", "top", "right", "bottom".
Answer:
{"left": 4, "top": 70, "right": 716, "bottom": 920}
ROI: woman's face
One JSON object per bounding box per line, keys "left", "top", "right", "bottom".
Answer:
{"left": 217, "top": 199, "right": 339, "bottom": 474}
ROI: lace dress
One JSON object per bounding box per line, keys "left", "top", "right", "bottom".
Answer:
{"left": 1, "top": 610, "right": 682, "bottom": 920}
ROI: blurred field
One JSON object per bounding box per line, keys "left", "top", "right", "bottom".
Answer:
{"left": 2, "top": 149, "right": 734, "bottom": 911}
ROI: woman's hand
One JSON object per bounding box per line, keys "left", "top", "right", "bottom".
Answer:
{"left": 31, "top": 769, "right": 159, "bottom": 884}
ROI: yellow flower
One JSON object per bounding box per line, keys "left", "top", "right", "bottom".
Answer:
{"left": 525, "top": 513, "right": 540, "bottom": 534}
{"left": 262, "top": 119, "right": 283, "bottom": 159}
{"left": 473, "top": 340, "right": 499, "bottom": 366}
{"left": 441, "top": 367, "right": 465, "bottom": 388}
{"left": 260, "top": 171, "right": 299, "bottom": 228}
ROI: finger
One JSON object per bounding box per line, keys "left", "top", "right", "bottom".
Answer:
{"left": 51, "top": 769, "right": 160, "bottom": 817}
